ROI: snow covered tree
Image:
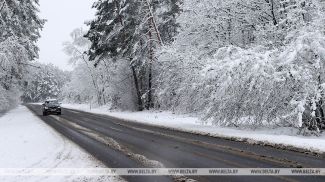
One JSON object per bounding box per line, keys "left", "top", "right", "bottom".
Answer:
{"left": 63, "top": 28, "right": 136, "bottom": 110}
{"left": 73, "top": 0, "right": 325, "bottom": 133}
{"left": 85, "top": 0, "right": 180, "bottom": 111}
{"left": 63, "top": 28, "right": 106, "bottom": 105}
{"left": 154, "top": 0, "right": 325, "bottom": 132}
{"left": 21, "top": 63, "right": 69, "bottom": 103}
{"left": 0, "top": 0, "right": 44, "bottom": 111}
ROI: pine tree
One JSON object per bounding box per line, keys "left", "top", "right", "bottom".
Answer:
{"left": 85, "top": 0, "right": 180, "bottom": 111}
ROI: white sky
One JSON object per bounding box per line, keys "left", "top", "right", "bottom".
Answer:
{"left": 37, "top": 0, "right": 95, "bottom": 71}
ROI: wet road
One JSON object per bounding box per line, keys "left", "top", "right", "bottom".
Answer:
{"left": 27, "top": 104, "right": 325, "bottom": 182}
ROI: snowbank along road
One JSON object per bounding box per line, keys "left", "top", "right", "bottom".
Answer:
{"left": 26, "top": 104, "right": 325, "bottom": 182}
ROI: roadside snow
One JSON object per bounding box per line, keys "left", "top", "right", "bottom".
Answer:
{"left": 0, "top": 105, "right": 122, "bottom": 182}
{"left": 63, "top": 104, "right": 325, "bottom": 154}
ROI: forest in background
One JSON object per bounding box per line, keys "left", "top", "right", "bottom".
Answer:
{"left": 2, "top": 0, "right": 325, "bottom": 133}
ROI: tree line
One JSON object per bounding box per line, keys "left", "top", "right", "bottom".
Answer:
{"left": 2, "top": 0, "right": 325, "bottom": 133}
{"left": 63, "top": 0, "right": 325, "bottom": 132}
{"left": 0, "top": 0, "right": 44, "bottom": 111}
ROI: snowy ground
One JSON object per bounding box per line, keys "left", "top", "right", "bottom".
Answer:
{"left": 63, "top": 104, "right": 325, "bottom": 154}
{"left": 0, "top": 105, "right": 122, "bottom": 182}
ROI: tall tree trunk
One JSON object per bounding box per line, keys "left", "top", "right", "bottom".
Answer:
{"left": 130, "top": 62, "right": 143, "bottom": 111}
{"left": 83, "top": 57, "right": 101, "bottom": 106}
{"left": 269, "top": 0, "right": 278, "bottom": 25}
{"left": 147, "top": 63, "right": 153, "bottom": 109}
{"left": 144, "top": 0, "right": 163, "bottom": 110}
{"left": 146, "top": 0, "right": 163, "bottom": 46}
{"left": 146, "top": 21, "right": 154, "bottom": 110}
{"left": 317, "top": 75, "right": 325, "bottom": 129}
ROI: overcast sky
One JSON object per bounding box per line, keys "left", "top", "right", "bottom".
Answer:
{"left": 37, "top": 0, "right": 95, "bottom": 71}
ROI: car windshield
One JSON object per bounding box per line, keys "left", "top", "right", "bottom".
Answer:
{"left": 45, "top": 100, "right": 59, "bottom": 105}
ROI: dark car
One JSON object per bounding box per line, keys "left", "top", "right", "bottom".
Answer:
{"left": 42, "top": 99, "right": 61, "bottom": 116}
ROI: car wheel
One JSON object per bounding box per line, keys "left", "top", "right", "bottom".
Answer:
{"left": 43, "top": 112, "right": 47, "bottom": 116}
{"left": 57, "top": 112, "right": 61, "bottom": 115}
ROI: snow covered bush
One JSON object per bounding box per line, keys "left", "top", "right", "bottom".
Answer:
{"left": 154, "top": 0, "right": 325, "bottom": 130}
{"left": 0, "top": 86, "right": 20, "bottom": 112}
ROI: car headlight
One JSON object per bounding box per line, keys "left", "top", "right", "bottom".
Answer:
{"left": 58, "top": 107, "right": 61, "bottom": 109}
{"left": 45, "top": 107, "right": 48, "bottom": 109}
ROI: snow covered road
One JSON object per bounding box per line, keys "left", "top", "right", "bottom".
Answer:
{"left": 0, "top": 105, "right": 122, "bottom": 182}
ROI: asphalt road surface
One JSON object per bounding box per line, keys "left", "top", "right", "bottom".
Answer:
{"left": 27, "top": 104, "right": 325, "bottom": 182}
